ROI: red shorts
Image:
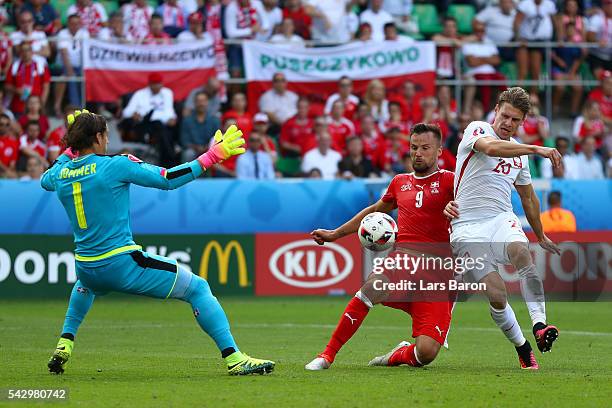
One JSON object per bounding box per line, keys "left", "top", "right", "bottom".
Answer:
{"left": 381, "top": 300, "right": 454, "bottom": 345}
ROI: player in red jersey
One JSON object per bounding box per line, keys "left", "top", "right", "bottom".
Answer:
{"left": 305, "top": 123, "right": 456, "bottom": 370}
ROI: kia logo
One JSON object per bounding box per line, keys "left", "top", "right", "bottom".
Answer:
{"left": 269, "top": 240, "right": 354, "bottom": 288}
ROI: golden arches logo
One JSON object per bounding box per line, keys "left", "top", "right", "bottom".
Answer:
{"left": 199, "top": 241, "right": 249, "bottom": 287}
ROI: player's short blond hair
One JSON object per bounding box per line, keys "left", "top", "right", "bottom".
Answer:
{"left": 497, "top": 87, "right": 530, "bottom": 116}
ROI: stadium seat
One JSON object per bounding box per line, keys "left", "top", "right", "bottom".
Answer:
{"left": 412, "top": 4, "right": 442, "bottom": 36}
{"left": 528, "top": 157, "right": 540, "bottom": 178}
{"left": 447, "top": 4, "right": 476, "bottom": 34}
{"left": 50, "top": 0, "right": 73, "bottom": 25}
{"left": 276, "top": 156, "right": 302, "bottom": 177}
{"left": 500, "top": 62, "right": 518, "bottom": 81}
{"left": 101, "top": 0, "right": 119, "bottom": 16}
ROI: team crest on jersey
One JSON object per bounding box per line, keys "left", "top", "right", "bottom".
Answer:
{"left": 430, "top": 181, "right": 439, "bottom": 193}
{"left": 473, "top": 127, "right": 485, "bottom": 136}
{"left": 400, "top": 183, "right": 412, "bottom": 191}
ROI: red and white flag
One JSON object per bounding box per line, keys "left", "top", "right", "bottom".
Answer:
{"left": 83, "top": 38, "right": 216, "bottom": 102}
{"left": 242, "top": 40, "right": 437, "bottom": 114}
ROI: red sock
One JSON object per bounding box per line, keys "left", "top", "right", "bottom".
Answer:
{"left": 388, "top": 344, "right": 423, "bottom": 367}
{"left": 322, "top": 297, "right": 370, "bottom": 362}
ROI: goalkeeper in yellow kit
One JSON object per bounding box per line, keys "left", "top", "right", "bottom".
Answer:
{"left": 44, "top": 110, "right": 275, "bottom": 376}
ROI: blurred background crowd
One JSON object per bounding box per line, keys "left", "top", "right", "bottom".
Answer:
{"left": 0, "top": 0, "right": 611, "bottom": 181}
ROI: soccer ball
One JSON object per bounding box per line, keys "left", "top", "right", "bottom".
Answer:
{"left": 358, "top": 212, "right": 398, "bottom": 251}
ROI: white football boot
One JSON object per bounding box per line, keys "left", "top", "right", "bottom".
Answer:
{"left": 305, "top": 355, "right": 332, "bottom": 371}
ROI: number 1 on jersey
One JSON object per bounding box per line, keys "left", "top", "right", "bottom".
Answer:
{"left": 415, "top": 190, "right": 423, "bottom": 208}
{"left": 72, "top": 182, "right": 88, "bottom": 229}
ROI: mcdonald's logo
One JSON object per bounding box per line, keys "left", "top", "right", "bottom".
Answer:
{"left": 199, "top": 241, "right": 249, "bottom": 287}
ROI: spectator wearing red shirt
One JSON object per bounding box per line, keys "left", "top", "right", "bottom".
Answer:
{"left": 380, "top": 101, "right": 410, "bottom": 136}
{"left": 18, "top": 95, "right": 49, "bottom": 140}
{"left": 19, "top": 120, "right": 48, "bottom": 170}
{"left": 143, "top": 14, "right": 173, "bottom": 44}
{"left": 46, "top": 105, "right": 76, "bottom": 163}
{"left": 588, "top": 70, "right": 612, "bottom": 128}
{"left": 5, "top": 43, "right": 51, "bottom": 116}
{"left": 327, "top": 100, "right": 355, "bottom": 153}
{"left": 352, "top": 102, "right": 371, "bottom": 136}
{"left": 517, "top": 94, "right": 549, "bottom": 146}
{"left": 572, "top": 99, "right": 605, "bottom": 150}
{"left": 358, "top": 115, "right": 382, "bottom": 160}
{"left": 280, "top": 97, "right": 315, "bottom": 157}
{"left": 391, "top": 80, "right": 422, "bottom": 127}
{"left": 283, "top": 0, "right": 312, "bottom": 39}
{"left": 324, "top": 76, "right": 360, "bottom": 120}
{"left": 252, "top": 112, "right": 278, "bottom": 163}
{"left": 373, "top": 127, "right": 409, "bottom": 175}
{"left": 0, "top": 114, "right": 19, "bottom": 178}
{"left": 222, "top": 92, "right": 253, "bottom": 136}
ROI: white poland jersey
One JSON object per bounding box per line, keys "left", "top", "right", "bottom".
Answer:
{"left": 452, "top": 121, "right": 532, "bottom": 226}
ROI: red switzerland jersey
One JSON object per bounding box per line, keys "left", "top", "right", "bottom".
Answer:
{"left": 382, "top": 170, "right": 455, "bottom": 244}
{"left": 0, "top": 135, "right": 19, "bottom": 166}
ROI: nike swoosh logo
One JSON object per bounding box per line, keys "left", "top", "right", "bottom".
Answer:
{"left": 228, "top": 361, "right": 244, "bottom": 370}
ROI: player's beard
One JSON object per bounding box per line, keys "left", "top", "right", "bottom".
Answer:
{"left": 412, "top": 160, "right": 434, "bottom": 174}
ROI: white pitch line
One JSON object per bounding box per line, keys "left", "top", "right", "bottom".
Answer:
{"left": 4, "top": 322, "right": 612, "bottom": 337}
{"left": 233, "top": 323, "right": 612, "bottom": 337}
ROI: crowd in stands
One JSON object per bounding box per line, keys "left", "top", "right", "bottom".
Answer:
{"left": 0, "top": 0, "right": 611, "bottom": 181}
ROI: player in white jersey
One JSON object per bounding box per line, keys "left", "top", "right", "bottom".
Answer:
{"left": 444, "top": 87, "right": 562, "bottom": 370}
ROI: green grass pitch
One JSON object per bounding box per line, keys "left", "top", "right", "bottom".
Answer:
{"left": 1, "top": 298, "right": 611, "bottom": 407}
